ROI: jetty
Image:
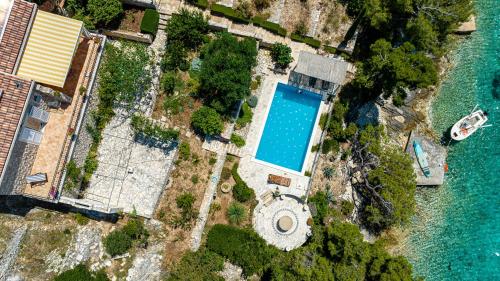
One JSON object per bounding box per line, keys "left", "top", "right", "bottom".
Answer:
{"left": 405, "top": 131, "right": 447, "bottom": 186}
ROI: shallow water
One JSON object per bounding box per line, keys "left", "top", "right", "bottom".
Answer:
{"left": 403, "top": 1, "right": 500, "bottom": 280}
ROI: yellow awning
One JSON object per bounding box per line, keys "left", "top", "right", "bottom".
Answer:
{"left": 16, "top": 11, "right": 82, "bottom": 88}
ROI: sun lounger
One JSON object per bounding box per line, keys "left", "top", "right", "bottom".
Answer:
{"left": 261, "top": 190, "right": 274, "bottom": 207}
{"left": 268, "top": 174, "right": 291, "bottom": 187}
{"left": 26, "top": 173, "right": 47, "bottom": 184}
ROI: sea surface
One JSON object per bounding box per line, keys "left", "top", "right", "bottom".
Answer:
{"left": 402, "top": 1, "right": 500, "bottom": 280}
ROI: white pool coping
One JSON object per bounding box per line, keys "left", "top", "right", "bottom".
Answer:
{"left": 250, "top": 81, "right": 325, "bottom": 176}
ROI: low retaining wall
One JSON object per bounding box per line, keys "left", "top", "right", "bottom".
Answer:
{"left": 103, "top": 30, "right": 153, "bottom": 44}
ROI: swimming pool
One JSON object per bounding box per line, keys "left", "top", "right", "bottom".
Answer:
{"left": 255, "top": 83, "right": 322, "bottom": 172}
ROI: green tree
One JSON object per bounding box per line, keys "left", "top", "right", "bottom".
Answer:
{"left": 270, "top": 43, "right": 293, "bottom": 69}
{"left": 53, "top": 264, "right": 109, "bottom": 281}
{"left": 191, "top": 106, "right": 224, "bottom": 135}
{"left": 86, "top": 0, "right": 123, "bottom": 27}
{"left": 165, "top": 9, "right": 209, "bottom": 50}
{"left": 199, "top": 33, "right": 257, "bottom": 113}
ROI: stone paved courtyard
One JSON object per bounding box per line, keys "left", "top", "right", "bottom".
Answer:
{"left": 80, "top": 110, "right": 176, "bottom": 218}
{"left": 253, "top": 195, "right": 312, "bottom": 250}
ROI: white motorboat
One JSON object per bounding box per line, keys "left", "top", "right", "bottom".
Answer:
{"left": 450, "top": 105, "right": 490, "bottom": 141}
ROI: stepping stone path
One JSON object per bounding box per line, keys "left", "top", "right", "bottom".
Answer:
{"left": 307, "top": 7, "right": 321, "bottom": 37}
{"left": 268, "top": 0, "right": 286, "bottom": 24}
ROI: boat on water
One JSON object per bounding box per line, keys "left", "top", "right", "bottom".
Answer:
{"left": 413, "top": 140, "right": 431, "bottom": 177}
{"left": 450, "top": 105, "right": 490, "bottom": 141}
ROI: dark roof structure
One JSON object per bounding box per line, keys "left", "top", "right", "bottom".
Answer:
{"left": 0, "top": 72, "right": 33, "bottom": 177}
{"left": 293, "top": 51, "right": 349, "bottom": 85}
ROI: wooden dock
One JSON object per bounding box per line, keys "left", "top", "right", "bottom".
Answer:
{"left": 405, "top": 131, "right": 447, "bottom": 186}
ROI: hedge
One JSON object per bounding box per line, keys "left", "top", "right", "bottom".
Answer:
{"left": 192, "top": 0, "right": 209, "bottom": 9}
{"left": 252, "top": 16, "right": 287, "bottom": 36}
{"left": 206, "top": 224, "right": 277, "bottom": 276}
{"left": 210, "top": 4, "right": 251, "bottom": 24}
{"left": 323, "top": 45, "right": 337, "bottom": 54}
{"left": 231, "top": 163, "right": 254, "bottom": 202}
{"left": 290, "top": 33, "right": 321, "bottom": 48}
{"left": 140, "top": 9, "right": 159, "bottom": 35}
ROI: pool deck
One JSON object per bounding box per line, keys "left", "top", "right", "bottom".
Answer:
{"left": 239, "top": 57, "right": 328, "bottom": 200}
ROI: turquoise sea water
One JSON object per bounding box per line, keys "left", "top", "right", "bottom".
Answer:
{"left": 256, "top": 83, "right": 321, "bottom": 172}
{"left": 403, "top": 1, "right": 500, "bottom": 280}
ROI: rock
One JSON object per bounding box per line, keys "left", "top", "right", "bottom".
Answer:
{"left": 185, "top": 131, "right": 192, "bottom": 138}
{"left": 393, "top": 115, "right": 405, "bottom": 123}
{"left": 353, "top": 171, "right": 363, "bottom": 184}
{"left": 160, "top": 116, "right": 167, "bottom": 122}
{"left": 455, "top": 16, "right": 476, "bottom": 34}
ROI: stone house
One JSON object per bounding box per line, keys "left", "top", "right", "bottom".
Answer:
{"left": 0, "top": 0, "right": 104, "bottom": 203}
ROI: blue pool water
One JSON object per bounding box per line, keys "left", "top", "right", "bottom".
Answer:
{"left": 255, "top": 83, "right": 322, "bottom": 172}
{"left": 402, "top": 1, "right": 500, "bottom": 279}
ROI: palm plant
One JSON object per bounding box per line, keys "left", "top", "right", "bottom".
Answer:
{"left": 227, "top": 202, "right": 247, "bottom": 225}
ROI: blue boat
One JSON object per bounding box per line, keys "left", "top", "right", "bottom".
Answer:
{"left": 413, "top": 140, "right": 431, "bottom": 177}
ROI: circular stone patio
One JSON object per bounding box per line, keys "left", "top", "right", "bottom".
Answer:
{"left": 253, "top": 195, "right": 312, "bottom": 251}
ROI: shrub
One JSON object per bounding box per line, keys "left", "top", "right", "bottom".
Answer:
{"left": 290, "top": 33, "right": 321, "bottom": 48}
{"left": 179, "top": 142, "right": 191, "bottom": 160}
{"left": 191, "top": 175, "right": 199, "bottom": 184}
{"left": 324, "top": 45, "right": 337, "bottom": 54}
{"left": 323, "top": 166, "right": 335, "bottom": 179}
{"left": 210, "top": 4, "right": 251, "bottom": 23}
{"left": 236, "top": 0, "right": 253, "bottom": 19}
{"left": 66, "top": 160, "right": 81, "bottom": 183}
{"left": 161, "top": 71, "right": 176, "bottom": 94}
{"left": 176, "top": 193, "right": 195, "bottom": 210}
{"left": 322, "top": 138, "right": 339, "bottom": 154}
{"left": 227, "top": 202, "right": 247, "bottom": 225}
{"left": 221, "top": 167, "right": 232, "bottom": 181}
{"left": 122, "top": 219, "right": 149, "bottom": 241}
{"left": 230, "top": 134, "right": 245, "bottom": 148}
{"left": 236, "top": 102, "right": 253, "bottom": 129}
{"left": 341, "top": 200, "right": 355, "bottom": 216}
{"left": 319, "top": 113, "right": 328, "bottom": 130}
{"left": 54, "top": 264, "right": 109, "bottom": 281}
{"left": 191, "top": 106, "right": 224, "bottom": 136}
{"left": 165, "top": 9, "right": 209, "bottom": 50}
{"left": 270, "top": 43, "right": 293, "bottom": 69}
{"left": 308, "top": 191, "right": 329, "bottom": 224}
{"left": 209, "top": 157, "right": 217, "bottom": 165}
{"left": 162, "top": 44, "right": 189, "bottom": 71}
{"left": 166, "top": 250, "right": 224, "bottom": 280}
{"left": 140, "top": 9, "right": 159, "bottom": 35}
{"left": 206, "top": 224, "right": 277, "bottom": 276}
{"left": 187, "top": 0, "right": 209, "bottom": 9}
{"left": 252, "top": 17, "right": 287, "bottom": 36}
{"left": 247, "top": 95, "right": 258, "bottom": 108}
{"left": 232, "top": 181, "right": 254, "bottom": 202}
{"left": 163, "top": 96, "right": 184, "bottom": 115}
{"left": 294, "top": 20, "right": 308, "bottom": 36}
{"left": 74, "top": 213, "right": 89, "bottom": 225}
{"left": 305, "top": 170, "right": 312, "bottom": 177}
{"left": 253, "top": 0, "right": 271, "bottom": 10}
{"left": 86, "top": 0, "right": 123, "bottom": 28}
{"left": 231, "top": 163, "right": 254, "bottom": 202}
{"left": 104, "top": 230, "right": 132, "bottom": 256}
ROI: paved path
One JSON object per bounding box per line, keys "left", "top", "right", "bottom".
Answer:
{"left": 0, "top": 226, "right": 27, "bottom": 281}
{"left": 190, "top": 139, "right": 230, "bottom": 250}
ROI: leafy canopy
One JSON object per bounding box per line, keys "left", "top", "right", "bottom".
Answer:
{"left": 199, "top": 32, "right": 257, "bottom": 113}
{"left": 270, "top": 43, "right": 293, "bottom": 69}
{"left": 191, "top": 106, "right": 224, "bottom": 136}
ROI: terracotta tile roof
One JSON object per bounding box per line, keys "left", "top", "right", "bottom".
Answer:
{"left": 0, "top": 72, "right": 32, "bottom": 178}
{"left": 0, "top": 0, "right": 35, "bottom": 74}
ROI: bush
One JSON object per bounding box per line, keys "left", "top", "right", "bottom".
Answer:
{"left": 161, "top": 71, "right": 176, "bottom": 94}
{"left": 270, "top": 43, "right": 293, "bottom": 69}
{"left": 319, "top": 113, "right": 328, "bottom": 130}
{"left": 253, "top": 0, "right": 271, "bottom": 10}
{"left": 191, "top": 175, "right": 199, "bottom": 184}
{"left": 247, "top": 95, "right": 258, "bottom": 108}
{"left": 230, "top": 134, "right": 245, "bottom": 148}
{"left": 166, "top": 250, "right": 224, "bottom": 280}
{"left": 179, "top": 142, "right": 191, "bottom": 160}
{"left": 341, "top": 200, "right": 355, "bottom": 216}
{"left": 322, "top": 166, "right": 335, "bottom": 179}
{"left": 54, "top": 264, "right": 109, "bottom": 281}
{"left": 176, "top": 193, "right": 195, "bottom": 210}
{"left": 324, "top": 45, "right": 337, "bottom": 54}
{"left": 74, "top": 213, "right": 89, "bottom": 225}
{"left": 227, "top": 202, "right": 247, "bottom": 225}
{"left": 165, "top": 9, "right": 209, "bottom": 50}
{"left": 231, "top": 163, "right": 254, "bottom": 202}
{"left": 322, "top": 138, "right": 340, "bottom": 154}
{"left": 104, "top": 230, "right": 132, "bottom": 256}
{"left": 210, "top": 4, "right": 251, "bottom": 24}
{"left": 140, "top": 9, "right": 159, "bottom": 35}
{"left": 162, "top": 44, "right": 189, "bottom": 71}
{"left": 85, "top": 0, "right": 123, "bottom": 28}
{"left": 290, "top": 33, "right": 321, "bottom": 48}
{"left": 308, "top": 191, "right": 329, "bottom": 224}
{"left": 233, "top": 181, "right": 253, "bottom": 202}
{"left": 206, "top": 224, "right": 277, "bottom": 276}
{"left": 122, "top": 219, "right": 149, "bottom": 241}
{"left": 236, "top": 102, "right": 253, "bottom": 129}
{"left": 209, "top": 157, "right": 217, "bottom": 165}
{"left": 252, "top": 17, "right": 287, "bottom": 36}
{"left": 187, "top": 0, "right": 209, "bottom": 9}
{"left": 66, "top": 160, "right": 81, "bottom": 183}
{"left": 220, "top": 167, "right": 231, "bottom": 181}
{"left": 191, "top": 106, "right": 224, "bottom": 136}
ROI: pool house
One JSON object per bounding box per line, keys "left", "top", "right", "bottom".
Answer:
{"left": 288, "top": 51, "right": 349, "bottom": 100}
